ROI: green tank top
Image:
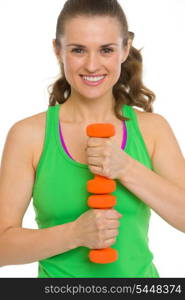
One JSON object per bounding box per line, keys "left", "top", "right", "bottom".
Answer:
{"left": 32, "top": 103, "right": 160, "bottom": 278}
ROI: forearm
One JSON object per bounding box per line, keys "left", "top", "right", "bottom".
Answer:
{"left": 119, "top": 157, "right": 185, "bottom": 233}
{"left": 0, "top": 221, "right": 78, "bottom": 266}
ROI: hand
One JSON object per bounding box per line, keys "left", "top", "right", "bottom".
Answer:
{"left": 85, "top": 136, "right": 132, "bottom": 180}
{"left": 74, "top": 208, "right": 122, "bottom": 249}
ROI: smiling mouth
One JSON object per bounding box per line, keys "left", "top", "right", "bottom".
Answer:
{"left": 80, "top": 74, "right": 107, "bottom": 86}
{"left": 80, "top": 74, "right": 107, "bottom": 77}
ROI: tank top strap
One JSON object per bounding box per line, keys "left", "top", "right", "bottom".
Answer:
{"left": 45, "top": 104, "right": 57, "bottom": 140}
{"left": 34, "top": 104, "right": 57, "bottom": 178}
{"left": 126, "top": 105, "right": 142, "bottom": 136}
{"left": 122, "top": 104, "right": 139, "bottom": 134}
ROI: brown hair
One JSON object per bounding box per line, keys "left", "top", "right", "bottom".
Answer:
{"left": 48, "top": 0, "right": 156, "bottom": 121}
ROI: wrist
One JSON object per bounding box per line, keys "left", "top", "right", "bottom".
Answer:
{"left": 118, "top": 154, "right": 135, "bottom": 185}
{"left": 68, "top": 220, "right": 82, "bottom": 249}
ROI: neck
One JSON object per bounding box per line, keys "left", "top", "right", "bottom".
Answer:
{"left": 64, "top": 93, "right": 117, "bottom": 124}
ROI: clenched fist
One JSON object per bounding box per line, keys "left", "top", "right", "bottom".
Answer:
{"left": 74, "top": 208, "right": 123, "bottom": 249}
{"left": 85, "top": 136, "right": 132, "bottom": 180}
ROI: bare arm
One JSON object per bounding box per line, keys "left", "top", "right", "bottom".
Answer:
{"left": 119, "top": 113, "right": 185, "bottom": 233}
{"left": 0, "top": 119, "right": 79, "bottom": 267}
{"left": 0, "top": 223, "right": 77, "bottom": 266}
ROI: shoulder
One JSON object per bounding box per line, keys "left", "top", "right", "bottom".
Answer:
{"left": 136, "top": 109, "right": 185, "bottom": 190}
{"left": 6, "top": 111, "right": 47, "bottom": 161}
{"left": 132, "top": 107, "right": 166, "bottom": 135}
{"left": 9, "top": 111, "right": 46, "bottom": 139}
{"left": 132, "top": 107, "right": 169, "bottom": 160}
{"left": 133, "top": 107, "right": 182, "bottom": 159}
{"left": 133, "top": 108, "right": 168, "bottom": 128}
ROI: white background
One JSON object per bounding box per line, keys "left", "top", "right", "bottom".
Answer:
{"left": 0, "top": 0, "right": 185, "bottom": 278}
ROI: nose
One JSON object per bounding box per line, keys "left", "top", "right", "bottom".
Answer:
{"left": 84, "top": 53, "right": 101, "bottom": 72}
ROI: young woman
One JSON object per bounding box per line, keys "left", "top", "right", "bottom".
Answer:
{"left": 0, "top": 0, "right": 185, "bottom": 278}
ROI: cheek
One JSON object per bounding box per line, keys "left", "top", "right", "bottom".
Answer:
{"left": 106, "top": 55, "right": 122, "bottom": 71}
{"left": 108, "top": 57, "right": 122, "bottom": 79}
{"left": 63, "top": 56, "right": 81, "bottom": 80}
{"left": 65, "top": 56, "right": 76, "bottom": 69}
{"left": 105, "top": 60, "right": 122, "bottom": 86}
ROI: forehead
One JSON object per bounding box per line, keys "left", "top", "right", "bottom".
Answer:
{"left": 62, "top": 16, "right": 122, "bottom": 44}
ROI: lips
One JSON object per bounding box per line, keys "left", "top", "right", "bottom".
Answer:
{"left": 80, "top": 74, "right": 106, "bottom": 86}
{"left": 80, "top": 74, "right": 107, "bottom": 77}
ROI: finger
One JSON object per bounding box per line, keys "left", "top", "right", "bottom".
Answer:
{"left": 106, "top": 220, "right": 120, "bottom": 229}
{"left": 88, "top": 165, "right": 102, "bottom": 175}
{"left": 104, "top": 229, "right": 119, "bottom": 240}
{"left": 87, "top": 137, "right": 104, "bottom": 147}
{"left": 105, "top": 209, "right": 122, "bottom": 220}
{"left": 87, "top": 156, "right": 101, "bottom": 165}
{"left": 104, "top": 238, "right": 116, "bottom": 246}
{"left": 86, "top": 146, "right": 103, "bottom": 156}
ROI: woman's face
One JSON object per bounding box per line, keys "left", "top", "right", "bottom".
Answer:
{"left": 54, "top": 16, "right": 131, "bottom": 99}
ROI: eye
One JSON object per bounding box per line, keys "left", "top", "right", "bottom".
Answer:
{"left": 71, "top": 47, "right": 114, "bottom": 54}
{"left": 102, "top": 48, "right": 114, "bottom": 53}
{"left": 71, "top": 48, "right": 84, "bottom": 53}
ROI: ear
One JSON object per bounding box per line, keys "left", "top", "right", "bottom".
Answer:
{"left": 52, "top": 39, "right": 62, "bottom": 60}
{"left": 122, "top": 39, "right": 132, "bottom": 63}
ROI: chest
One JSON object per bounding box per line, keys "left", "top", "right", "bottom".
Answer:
{"left": 59, "top": 121, "right": 125, "bottom": 164}
{"left": 32, "top": 112, "right": 154, "bottom": 171}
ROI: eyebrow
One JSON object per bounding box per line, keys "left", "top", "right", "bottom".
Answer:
{"left": 66, "top": 43, "right": 118, "bottom": 47}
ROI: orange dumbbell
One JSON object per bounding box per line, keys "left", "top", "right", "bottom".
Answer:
{"left": 86, "top": 123, "right": 118, "bottom": 264}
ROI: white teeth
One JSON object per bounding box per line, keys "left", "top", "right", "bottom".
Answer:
{"left": 83, "top": 76, "right": 105, "bottom": 82}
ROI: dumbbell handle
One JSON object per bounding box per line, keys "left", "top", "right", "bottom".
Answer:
{"left": 86, "top": 123, "right": 118, "bottom": 264}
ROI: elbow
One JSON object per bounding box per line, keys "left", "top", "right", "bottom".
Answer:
{"left": 0, "top": 226, "right": 16, "bottom": 267}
